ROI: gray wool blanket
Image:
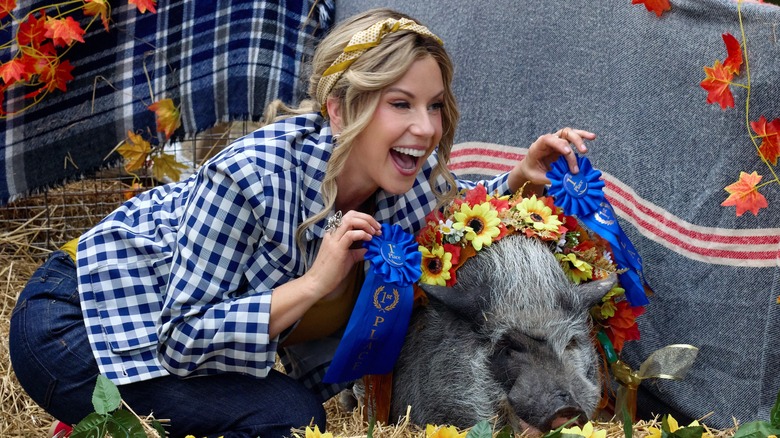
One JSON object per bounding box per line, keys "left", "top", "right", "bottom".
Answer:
{"left": 336, "top": 0, "right": 780, "bottom": 428}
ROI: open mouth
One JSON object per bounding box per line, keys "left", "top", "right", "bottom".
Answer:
{"left": 390, "top": 147, "right": 426, "bottom": 173}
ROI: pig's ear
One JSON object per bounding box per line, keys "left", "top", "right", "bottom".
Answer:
{"left": 576, "top": 274, "right": 617, "bottom": 309}
{"left": 419, "top": 283, "right": 485, "bottom": 323}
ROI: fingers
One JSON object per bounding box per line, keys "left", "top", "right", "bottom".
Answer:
{"left": 555, "top": 127, "right": 595, "bottom": 155}
{"left": 326, "top": 210, "right": 381, "bottom": 244}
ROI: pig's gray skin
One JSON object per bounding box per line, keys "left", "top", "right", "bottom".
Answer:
{"left": 390, "top": 234, "right": 614, "bottom": 433}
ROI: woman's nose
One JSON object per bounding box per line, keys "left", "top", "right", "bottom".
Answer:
{"left": 409, "top": 111, "right": 436, "bottom": 137}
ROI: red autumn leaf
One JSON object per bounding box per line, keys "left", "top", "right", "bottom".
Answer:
{"left": 148, "top": 98, "right": 181, "bottom": 140}
{"left": 700, "top": 60, "right": 735, "bottom": 109}
{"left": 44, "top": 16, "right": 86, "bottom": 47}
{"left": 0, "top": 59, "right": 29, "bottom": 85}
{"left": 0, "top": 0, "right": 16, "bottom": 20}
{"left": 631, "top": 0, "right": 671, "bottom": 17}
{"left": 464, "top": 184, "right": 488, "bottom": 206}
{"left": 84, "top": 0, "right": 111, "bottom": 32}
{"left": 751, "top": 116, "right": 780, "bottom": 165}
{"left": 721, "top": 171, "right": 769, "bottom": 216}
{"left": 605, "top": 301, "right": 645, "bottom": 352}
{"left": 18, "top": 13, "right": 48, "bottom": 47}
{"left": 722, "top": 33, "right": 743, "bottom": 75}
{"left": 40, "top": 59, "right": 74, "bottom": 92}
{"left": 129, "top": 0, "right": 157, "bottom": 14}
{"left": 21, "top": 53, "right": 50, "bottom": 79}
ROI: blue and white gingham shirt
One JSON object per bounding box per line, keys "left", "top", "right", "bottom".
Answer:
{"left": 76, "top": 112, "right": 510, "bottom": 388}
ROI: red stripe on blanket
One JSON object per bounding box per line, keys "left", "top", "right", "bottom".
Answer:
{"left": 606, "top": 195, "right": 777, "bottom": 260}
{"left": 605, "top": 179, "right": 780, "bottom": 245}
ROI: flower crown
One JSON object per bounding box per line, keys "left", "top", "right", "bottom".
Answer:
{"left": 415, "top": 184, "right": 645, "bottom": 352}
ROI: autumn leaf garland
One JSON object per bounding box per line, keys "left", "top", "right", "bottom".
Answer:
{"left": 1, "top": 0, "right": 188, "bottom": 185}
{"left": 634, "top": 0, "right": 779, "bottom": 216}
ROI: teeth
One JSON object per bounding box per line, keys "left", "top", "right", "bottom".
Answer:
{"left": 392, "top": 147, "right": 426, "bottom": 157}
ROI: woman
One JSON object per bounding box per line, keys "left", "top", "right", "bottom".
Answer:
{"left": 9, "top": 8, "right": 594, "bottom": 438}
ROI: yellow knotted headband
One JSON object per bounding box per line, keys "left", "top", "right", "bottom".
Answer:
{"left": 316, "top": 17, "right": 443, "bottom": 117}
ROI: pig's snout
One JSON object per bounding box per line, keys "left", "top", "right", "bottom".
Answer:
{"left": 546, "top": 406, "right": 587, "bottom": 431}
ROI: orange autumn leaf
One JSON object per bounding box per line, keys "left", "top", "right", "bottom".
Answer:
{"left": 750, "top": 116, "right": 780, "bottom": 166}
{"left": 151, "top": 152, "right": 188, "bottom": 182}
{"left": 122, "top": 181, "right": 144, "bottom": 200}
{"left": 148, "top": 98, "right": 181, "bottom": 140}
{"left": 118, "top": 131, "right": 152, "bottom": 172}
{"left": 0, "top": 0, "right": 15, "bottom": 20}
{"left": 129, "top": 0, "right": 157, "bottom": 14}
{"left": 631, "top": 0, "right": 671, "bottom": 17}
{"left": 84, "top": 0, "right": 111, "bottom": 32}
{"left": 722, "top": 33, "right": 743, "bottom": 75}
{"left": 700, "top": 60, "right": 735, "bottom": 109}
{"left": 0, "top": 59, "right": 28, "bottom": 85}
{"left": 721, "top": 171, "right": 769, "bottom": 216}
{"left": 44, "top": 16, "right": 86, "bottom": 47}
{"left": 605, "top": 301, "right": 644, "bottom": 352}
{"left": 40, "top": 59, "right": 74, "bottom": 92}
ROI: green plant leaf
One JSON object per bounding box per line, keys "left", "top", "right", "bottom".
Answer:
{"left": 771, "top": 389, "right": 780, "bottom": 429}
{"left": 70, "top": 412, "right": 108, "bottom": 438}
{"left": 151, "top": 420, "right": 166, "bottom": 438}
{"left": 495, "top": 424, "right": 514, "bottom": 438}
{"left": 366, "top": 415, "right": 375, "bottom": 438}
{"left": 93, "top": 374, "right": 122, "bottom": 415}
{"left": 732, "top": 420, "right": 780, "bottom": 438}
{"left": 466, "top": 420, "right": 492, "bottom": 438}
{"left": 668, "top": 425, "right": 704, "bottom": 438}
{"left": 105, "top": 409, "right": 148, "bottom": 438}
{"left": 620, "top": 397, "right": 633, "bottom": 438}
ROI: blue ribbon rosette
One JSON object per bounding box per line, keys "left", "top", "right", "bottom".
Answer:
{"left": 547, "top": 155, "right": 650, "bottom": 307}
{"left": 323, "top": 223, "right": 422, "bottom": 383}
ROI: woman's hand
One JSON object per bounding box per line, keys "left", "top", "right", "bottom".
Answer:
{"left": 306, "top": 210, "right": 382, "bottom": 299}
{"left": 268, "top": 210, "right": 381, "bottom": 338}
{"left": 508, "top": 127, "right": 596, "bottom": 196}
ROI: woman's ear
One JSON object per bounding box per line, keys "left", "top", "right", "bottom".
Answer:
{"left": 326, "top": 96, "right": 343, "bottom": 132}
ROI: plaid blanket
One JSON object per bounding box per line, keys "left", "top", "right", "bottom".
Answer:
{"left": 0, "top": 0, "right": 333, "bottom": 205}
{"left": 338, "top": 0, "right": 780, "bottom": 428}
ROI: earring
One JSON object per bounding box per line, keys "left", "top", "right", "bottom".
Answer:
{"left": 332, "top": 133, "right": 341, "bottom": 144}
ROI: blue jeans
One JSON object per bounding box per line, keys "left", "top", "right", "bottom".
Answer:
{"left": 9, "top": 251, "right": 326, "bottom": 438}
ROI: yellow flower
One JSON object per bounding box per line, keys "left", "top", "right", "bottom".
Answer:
{"left": 561, "top": 421, "right": 606, "bottom": 438}
{"left": 419, "top": 245, "right": 453, "bottom": 286}
{"left": 647, "top": 415, "right": 712, "bottom": 438}
{"left": 305, "top": 425, "right": 333, "bottom": 438}
{"left": 514, "top": 195, "right": 563, "bottom": 232}
{"left": 556, "top": 253, "right": 594, "bottom": 284}
{"left": 426, "top": 424, "right": 467, "bottom": 438}
{"left": 452, "top": 201, "right": 501, "bottom": 251}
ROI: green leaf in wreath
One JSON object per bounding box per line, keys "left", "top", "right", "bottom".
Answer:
{"left": 70, "top": 412, "right": 108, "bottom": 438}
{"left": 466, "top": 420, "right": 492, "bottom": 438}
{"left": 732, "top": 420, "right": 780, "bottom": 438}
{"left": 151, "top": 419, "right": 166, "bottom": 438}
{"left": 105, "top": 409, "right": 148, "bottom": 438}
{"left": 771, "top": 389, "right": 780, "bottom": 429}
{"left": 92, "top": 375, "right": 122, "bottom": 415}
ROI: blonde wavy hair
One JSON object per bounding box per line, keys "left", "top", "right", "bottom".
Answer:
{"left": 263, "top": 8, "right": 459, "bottom": 256}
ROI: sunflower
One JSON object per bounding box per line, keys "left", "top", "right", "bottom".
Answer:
{"left": 513, "top": 195, "right": 563, "bottom": 233}
{"left": 426, "top": 424, "right": 467, "bottom": 438}
{"left": 555, "top": 252, "right": 594, "bottom": 284}
{"left": 305, "top": 426, "right": 333, "bottom": 438}
{"left": 562, "top": 421, "right": 606, "bottom": 438}
{"left": 452, "top": 201, "right": 501, "bottom": 251}
{"left": 419, "top": 244, "right": 453, "bottom": 286}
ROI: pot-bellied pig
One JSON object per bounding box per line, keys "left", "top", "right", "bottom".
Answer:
{"left": 390, "top": 234, "right": 615, "bottom": 434}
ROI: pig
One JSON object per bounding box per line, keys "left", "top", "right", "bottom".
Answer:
{"left": 389, "top": 234, "right": 615, "bottom": 434}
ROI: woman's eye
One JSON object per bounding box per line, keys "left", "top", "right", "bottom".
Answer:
{"left": 429, "top": 102, "right": 444, "bottom": 112}
{"left": 391, "top": 101, "right": 410, "bottom": 109}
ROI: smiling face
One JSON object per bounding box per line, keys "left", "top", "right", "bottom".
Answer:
{"left": 335, "top": 56, "right": 445, "bottom": 205}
